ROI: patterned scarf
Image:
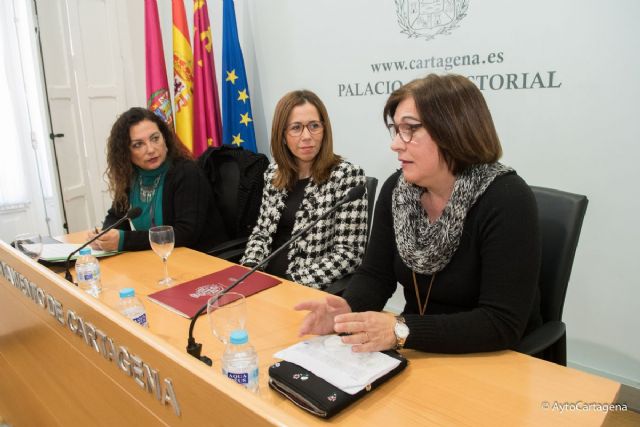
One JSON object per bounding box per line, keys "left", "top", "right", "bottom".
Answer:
{"left": 130, "top": 160, "right": 170, "bottom": 230}
{"left": 392, "top": 162, "right": 514, "bottom": 274}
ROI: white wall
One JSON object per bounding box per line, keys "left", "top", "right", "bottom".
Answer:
{"left": 75, "top": 0, "right": 640, "bottom": 386}
{"left": 221, "top": 0, "right": 640, "bottom": 386}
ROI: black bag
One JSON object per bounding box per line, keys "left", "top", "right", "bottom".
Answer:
{"left": 268, "top": 351, "right": 408, "bottom": 418}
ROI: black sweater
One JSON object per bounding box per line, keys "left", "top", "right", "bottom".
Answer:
{"left": 343, "top": 170, "right": 542, "bottom": 353}
{"left": 103, "top": 159, "right": 229, "bottom": 252}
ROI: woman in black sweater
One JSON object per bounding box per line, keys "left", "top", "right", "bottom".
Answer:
{"left": 295, "top": 74, "right": 542, "bottom": 354}
{"left": 88, "top": 107, "right": 228, "bottom": 252}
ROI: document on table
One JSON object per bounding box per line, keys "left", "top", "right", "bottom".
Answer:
{"left": 35, "top": 243, "right": 117, "bottom": 262}
{"left": 274, "top": 335, "right": 401, "bottom": 394}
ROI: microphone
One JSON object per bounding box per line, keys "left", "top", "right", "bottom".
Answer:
{"left": 64, "top": 207, "right": 142, "bottom": 282}
{"left": 186, "top": 184, "right": 367, "bottom": 365}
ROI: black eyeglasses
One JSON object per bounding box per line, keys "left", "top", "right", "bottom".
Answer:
{"left": 286, "top": 121, "right": 324, "bottom": 137}
{"left": 387, "top": 123, "right": 423, "bottom": 144}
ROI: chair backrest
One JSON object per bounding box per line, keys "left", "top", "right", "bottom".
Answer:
{"left": 198, "top": 145, "right": 270, "bottom": 239}
{"left": 365, "top": 176, "right": 378, "bottom": 236}
{"left": 531, "top": 186, "right": 588, "bottom": 323}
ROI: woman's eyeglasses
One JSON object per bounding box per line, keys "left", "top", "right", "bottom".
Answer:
{"left": 286, "top": 121, "right": 324, "bottom": 137}
{"left": 387, "top": 123, "right": 423, "bottom": 144}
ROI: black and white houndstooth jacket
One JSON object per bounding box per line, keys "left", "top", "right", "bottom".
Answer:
{"left": 240, "top": 160, "right": 368, "bottom": 289}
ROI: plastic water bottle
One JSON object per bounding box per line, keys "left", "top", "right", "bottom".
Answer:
{"left": 222, "top": 329, "right": 259, "bottom": 392}
{"left": 75, "top": 247, "right": 101, "bottom": 297}
{"left": 118, "top": 288, "right": 148, "bottom": 327}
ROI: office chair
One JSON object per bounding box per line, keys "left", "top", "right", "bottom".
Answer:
{"left": 198, "top": 145, "right": 269, "bottom": 262}
{"left": 325, "top": 176, "right": 378, "bottom": 295}
{"left": 516, "top": 186, "right": 588, "bottom": 366}
{"left": 364, "top": 176, "right": 378, "bottom": 238}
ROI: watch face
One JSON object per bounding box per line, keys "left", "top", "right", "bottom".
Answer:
{"left": 395, "top": 321, "right": 409, "bottom": 339}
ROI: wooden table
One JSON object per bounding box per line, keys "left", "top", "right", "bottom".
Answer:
{"left": 0, "top": 239, "right": 626, "bottom": 426}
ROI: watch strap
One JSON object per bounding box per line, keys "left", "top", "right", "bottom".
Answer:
{"left": 394, "top": 316, "right": 408, "bottom": 350}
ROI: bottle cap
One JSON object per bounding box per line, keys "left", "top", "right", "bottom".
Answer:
{"left": 229, "top": 329, "right": 248, "bottom": 345}
{"left": 79, "top": 248, "right": 92, "bottom": 255}
{"left": 119, "top": 287, "right": 135, "bottom": 298}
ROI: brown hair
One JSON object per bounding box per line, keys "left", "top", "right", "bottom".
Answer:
{"left": 105, "top": 107, "right": 192, "bottom": 211}
{"left": 383, "top": 74, "right": 502, "bottom": 175}
{"left": 270, "top": 90, "right": 341, "bottom": 190}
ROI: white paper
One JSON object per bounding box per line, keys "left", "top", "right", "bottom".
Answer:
{"left": 34, "top": 243, "right": 114, "bottom": 261}
{"left": 274, "top": 335, "right": 401, "bottom": 395}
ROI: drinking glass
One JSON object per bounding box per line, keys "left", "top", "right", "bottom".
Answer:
{"left": 207, "top": 292, "right": 246, "bottom": 344}
{"left": 149, "top": 225, "right": 175, "bottom": 286}
{"left": 14, "top": 233, "right": 43, "bottom": 261}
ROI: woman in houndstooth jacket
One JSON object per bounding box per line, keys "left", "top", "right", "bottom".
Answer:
{"left": 240, "top": 90, "right": 368, "bottom": 289}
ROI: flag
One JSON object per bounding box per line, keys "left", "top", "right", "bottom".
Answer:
{"left": 145, "top": 0, "right": 173, "bottom": 128}
{"left": 193, "top": 0, "right": 223, "bottom": 156}
{"left": 172, "top": 0, "right": 194, "bottom": 152}
{"left": 222, "top": 0, "right": 257, "bottom": 152}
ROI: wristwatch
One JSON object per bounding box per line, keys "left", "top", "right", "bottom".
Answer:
{"left": 394, "top": 316, "right": 409, "bottom": 349}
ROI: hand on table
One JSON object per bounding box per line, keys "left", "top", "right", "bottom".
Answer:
{"left": 87, "top": 229, "right": 120, "bottom": 252}
{"left": 334, "top": 311, "right": 397, "bottom": 353}
{"left": 294, "top": 295, "right": 352, "bottom": 336}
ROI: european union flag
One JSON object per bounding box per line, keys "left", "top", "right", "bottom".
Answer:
{"left": 222, "top": 0, "right": 257, "bottom": 153}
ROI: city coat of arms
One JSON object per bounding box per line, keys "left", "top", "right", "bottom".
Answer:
{"left": 395, "top": 0, "right": 470, "bottom": 41}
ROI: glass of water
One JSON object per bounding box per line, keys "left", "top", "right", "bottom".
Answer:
{"left": 149, "top": 225, "right": 175, "bottom": 286}
{"left": 207, "top": 292, "right": 246, "bottom": 345}
{"left": 14, "top": 233, "right": 43, "bottom": 261}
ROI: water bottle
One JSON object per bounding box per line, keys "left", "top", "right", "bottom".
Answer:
{"left": 75, "top": 248, "right": 102, "bottom": 297}
{"left": 118, "top": 288, "right": 148, "bottom": 327}
{"left": 222, "top": 329, "right": 259, "bottom": 393}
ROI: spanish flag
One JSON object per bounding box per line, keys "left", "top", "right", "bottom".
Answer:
{"left": 172, "top": 0, "right": 194, "bottom": 152}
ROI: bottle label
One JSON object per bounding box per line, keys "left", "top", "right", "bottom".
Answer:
{"left": 132, "top": 312, "right": 147, "bottom": 327}
{"left": 78, "top": 265, "right": 99, "bottom": 282}
{"left": 227, "top": 371, "right": 249, "bottom": 385}
{"left": 79, "top": 271, "right": 94, "bottom": 281}
{"left": 225, "top": 368, "right": 258, "bottom": 386}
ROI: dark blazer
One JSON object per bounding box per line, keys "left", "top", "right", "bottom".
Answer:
{"left": 103, "top": 159, "right": 229, "bottom": 252}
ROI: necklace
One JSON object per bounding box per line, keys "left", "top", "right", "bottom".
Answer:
{"left": 139, "top": 174, "right": 162, "bottom": 203}
{"left": 412, "top": 270, "right": 436, "bottom": 316}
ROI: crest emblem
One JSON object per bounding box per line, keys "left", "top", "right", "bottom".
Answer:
{"left": 189, "top": 284, "right": 225, "bottom": 299}
{"left": 147, "top": 88, "right": 174, "bottom": 127}
{"left": 395, "top": 0, "right": 470, "bottom": 41}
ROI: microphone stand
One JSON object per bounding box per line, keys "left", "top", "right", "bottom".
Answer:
{"left": 186, "top": 186, "right": 365, "bottom": 365}
{"left": 64, "top": 208, "right": 141, "bottom": 283}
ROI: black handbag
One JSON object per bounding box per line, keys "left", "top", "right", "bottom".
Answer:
{"left": 268, "top": 350, "right": 408, "bottom": 418}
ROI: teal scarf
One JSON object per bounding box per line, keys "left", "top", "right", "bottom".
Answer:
{"left": 129, "top": 160, "right": 170, "bottom": 231}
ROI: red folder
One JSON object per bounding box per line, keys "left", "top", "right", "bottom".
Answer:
{"left": 146, "top": 265, "right": 281, "bottom": 318}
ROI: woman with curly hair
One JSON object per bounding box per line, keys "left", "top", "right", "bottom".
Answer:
{"left": 88, "top": 107, "right": 228, "bottom": 252}
{"left": 241, "top": 90, "right": 368, "bottom": 289}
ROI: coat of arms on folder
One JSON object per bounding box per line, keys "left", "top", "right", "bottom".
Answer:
{"left": 147, "top": 265, "right": 281, "bottom": 318}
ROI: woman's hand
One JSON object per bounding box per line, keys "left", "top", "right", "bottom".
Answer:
{"left": 88, "top": 229, "right": 120, "bottom": 252}
{"left": 294, "top": 295, "right": 352, "bottom": 336}
{"left": 334, "top": 311, "right": 397, "bottom": 353}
